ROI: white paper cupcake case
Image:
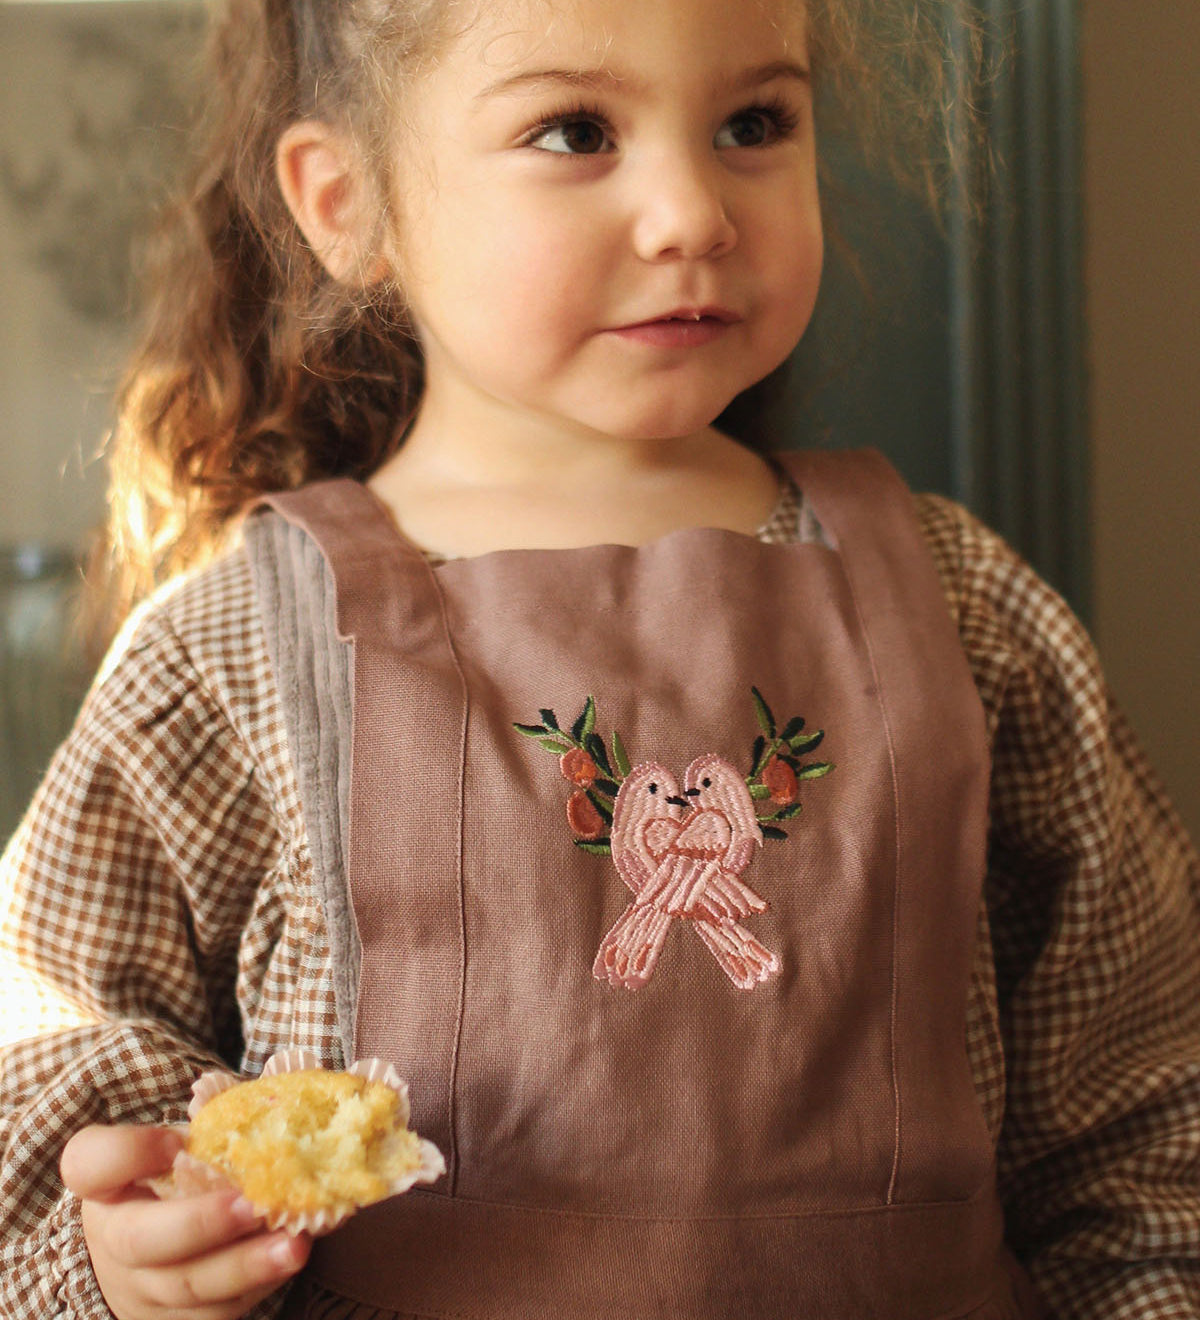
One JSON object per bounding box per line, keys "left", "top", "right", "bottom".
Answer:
{"left": 152, "top": 1049, "right": 445, "bottom": 1236}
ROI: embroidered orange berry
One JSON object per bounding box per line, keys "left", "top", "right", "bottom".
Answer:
{"left": 560, "top": 748, "right": 598, "bottom": 787}
{"left": 762, "top": 755, "right": 799, "bottom": 806}
{"left": 566, "top": 790, "right": 605, "bottom": 840}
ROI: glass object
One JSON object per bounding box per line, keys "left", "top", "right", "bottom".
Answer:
{"left": 0, "top": 544, "right": 91, "bottom": 845}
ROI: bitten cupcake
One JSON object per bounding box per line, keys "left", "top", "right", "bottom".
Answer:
{"left": 161, "top": 1050, "right": 444, "bottom": 1235}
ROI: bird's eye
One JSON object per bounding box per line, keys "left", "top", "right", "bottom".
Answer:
{"left": 702, "top": 777, "right": 712, "bottom": 789}
{"left": 649, "top": 783, "right": 658, "bottom": 795}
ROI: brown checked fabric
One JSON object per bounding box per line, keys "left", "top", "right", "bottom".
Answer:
{"left": 265, "top": 450, "right": 1041, "bottom": 1319}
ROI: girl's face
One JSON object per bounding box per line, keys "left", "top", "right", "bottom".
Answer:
{"left": 391, "top": 0, "right": 822, "bottom": 448}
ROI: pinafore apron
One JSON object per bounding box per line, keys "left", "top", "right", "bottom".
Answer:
{"left": 256, "top": 450, "right": 1044, "bottom": 1319}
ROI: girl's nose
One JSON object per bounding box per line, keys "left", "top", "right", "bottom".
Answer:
{"left": 631, "top": 156, "right": 738, "bottom": 263}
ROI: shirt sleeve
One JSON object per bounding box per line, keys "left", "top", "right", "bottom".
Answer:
{"left": 918, "top": 494, "right": 1200, "bottom": 1316}
{"left": 0, "top": 600, "right": 294, "bottom": 1319}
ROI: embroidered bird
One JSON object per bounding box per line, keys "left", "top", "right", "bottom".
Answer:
{"left": 594, "top": 755, "right": 781, "bottom": 991}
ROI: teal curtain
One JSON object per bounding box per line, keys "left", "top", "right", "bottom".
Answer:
{"left": 781, "top": 0, "right": 1089, "bottom": 617}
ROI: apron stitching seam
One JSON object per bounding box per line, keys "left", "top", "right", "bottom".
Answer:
{"left": 424, "top": 554, "right": 472, "bottom": 1198}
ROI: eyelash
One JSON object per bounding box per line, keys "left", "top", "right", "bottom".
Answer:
{"left": 520, "top": 95, "right": 802, "bottom": 155}
{"left": 722, "top": 94, "right": 803, "bottom": 147}
{"left": 520, "top": 101, "right": 616, "bottom": 154}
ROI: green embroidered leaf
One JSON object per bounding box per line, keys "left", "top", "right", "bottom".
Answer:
{"left": 771, "top": 802, "right": 804, "bottom": 821}
{"left": 585, "top": 732, "right": 613, "bottom": 777}
{"left": 586, "top": 790, "right": 614, "bottom": 825}
{"left": 781, "top": 714, "right": 806, "bottom": 741}
{"left": 514, "top": 722, "right": 550, "bottom": 739}
{"left": 612, "top": 728, "right": 632, "bottom": 779}
{"left": 749, "top": 783, "right": 773, "bottom": 801}
{"left": 751, "top": 686, "right": 777, "bottom": 739}
{"left": 749, "top": 734, "right": 767, "bottom": 778}
{"left": 761, "top": 826, "right": 788, "bottom": 841}
{"left": 789, "top": 730, "right": 825, "bottom": 754}
{"left": 575, "top": 839, "right": 613, "bottom": 856}
{"left": 540, "top": 708, "right": 561, "bottom": 730}
{"left": 594, "top": 778, "right": 621, "bottom": 798}
{"left": 797, "top": 761, "right": 834, "bottom": 780}
{"left": 538, "top": 737, "right": 573, "bottom": 753}
{"left": 572, "top": 696, "right": 598, "bottom": 743}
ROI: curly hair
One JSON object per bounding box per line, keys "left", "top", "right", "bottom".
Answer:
{"left": 90, "top": 0, "right": 987, "bottom": 645}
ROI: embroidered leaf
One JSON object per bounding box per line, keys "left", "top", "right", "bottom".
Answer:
{"left": 586, "top": 790, "right": 614, "bottom": 825}
{"left": 749, "top": 783, "right": 773, "bottom": 801}
{"left": 789, "top": 730, "right": 825, "bottom": 754}
{"left": 751, "top": 686, "right": 777, "bottom": 739}
{"left": 514, "top": 722, "right": 551, "bottom": 739}
{"left": 764, "top": 802, "right": 804, "bottom": 822}
{"left": 781, "top": 715, "right": 806, "bottom": 741}
{"left": 538, "top": 736, "right": 574, "bottom": 753}
{"left": 594, "top": 778, "right": 622, "bottom": 798}
{"left": 540, "top": 708, "right": 561, "bottom": 730}
{"left": 573, "top": 696, "right": 598, "bottom": 743}
{"left": 761, "top": 826, "right": 789, "bottom": 841}
{"left": 612, "top": 728, "right": 632, "bottom": 779}
{"left": 585, "top": 732, "right": 613, "bottom": 777}
{"left": 797, "top": 761, "right": 834, "bottom": 780}
{"left": 749, "top": 734, "right": 767, "bottom": 778}
{"left": 575, "top": 839, "right": 613, "bottom": 856}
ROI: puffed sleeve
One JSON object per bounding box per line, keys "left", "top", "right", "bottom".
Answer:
{"left": 0, "top": 597, "right": 293, "bottom": 1319}
{"left": 919, "top": 494, "right": 1200, "bottom": 1316}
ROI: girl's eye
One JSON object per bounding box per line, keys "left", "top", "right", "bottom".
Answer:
{"left": 527, "top": 117, "right": 612, "bottom": 156}
{"left": 714, "top": 103, "right": 799, "bottom": 149}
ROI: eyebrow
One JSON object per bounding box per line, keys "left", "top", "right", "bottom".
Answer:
{"left": 474, "top": 58, "right": 811, "bottom": 104}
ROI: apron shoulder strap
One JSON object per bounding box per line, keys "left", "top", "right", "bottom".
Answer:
{"left": 244, "top": 503, "right": 359, "bottom": 1061}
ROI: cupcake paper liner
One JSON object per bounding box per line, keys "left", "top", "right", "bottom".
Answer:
{"left": 151, "top": 1049, "right": 445, "bottom": 1236}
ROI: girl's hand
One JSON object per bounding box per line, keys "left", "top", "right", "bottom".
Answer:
{"left": 61, "top": 1124, "right": 310, "bottom": 1320}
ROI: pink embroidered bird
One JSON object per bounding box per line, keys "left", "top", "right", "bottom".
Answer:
{"left": 594, "top": 755, "right": 781, "bottom": 991}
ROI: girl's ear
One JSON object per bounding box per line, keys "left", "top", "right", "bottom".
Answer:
{"left": 275, "top": 121, "right": 387, "bottom": 285}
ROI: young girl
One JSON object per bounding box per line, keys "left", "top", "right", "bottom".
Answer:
{"left": 2, "top": 0, "right": 1198, "bottom": 1317}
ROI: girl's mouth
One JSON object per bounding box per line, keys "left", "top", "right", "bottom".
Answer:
{"left": 610, "top": 307, "right": 740, "bottom": 349}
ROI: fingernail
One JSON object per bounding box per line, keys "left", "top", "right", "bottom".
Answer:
{"left": 268, "top": 1234, "right": 305, "bottom": 1272}
{"left": 230, "top": 1195, "right": 261, "bottom": 1227}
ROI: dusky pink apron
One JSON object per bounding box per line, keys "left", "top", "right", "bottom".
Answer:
{"left": 263, "top": 449, "right": 1045, "bottom": 1319}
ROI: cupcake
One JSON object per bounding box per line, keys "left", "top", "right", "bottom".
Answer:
{"left": 162, "top": 1050, "right": 444, "bottom": 1234}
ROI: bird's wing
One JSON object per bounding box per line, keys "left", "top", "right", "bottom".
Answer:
{"left": 672, "top": 809, "right": 731, "bottom": 859}
{"left": 612, "top": 841, "right": 657, "bottom": 896}
{"left": 642, "top": 817, "right": 682, "bottom": 860}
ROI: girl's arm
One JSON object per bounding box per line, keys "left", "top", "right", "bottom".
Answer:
{"left": 1, "top": 558, "right": 332, "bottom": 1318}
{"left": 919, "top": 494, "right": 1200, "bottom": 1316}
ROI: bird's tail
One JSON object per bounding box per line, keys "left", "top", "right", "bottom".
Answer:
{"left": 593, "top": 903, "right": 674, "bottom": 990}
{"left": 691, "top": 918, "right": 780, "bottom": 991}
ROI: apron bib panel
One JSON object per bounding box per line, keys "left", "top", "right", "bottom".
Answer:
{"left": 263, "top": 451, "right": 1039, "bottom": 1318}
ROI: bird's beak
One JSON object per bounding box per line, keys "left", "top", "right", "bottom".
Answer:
{"left": 667, "top": 795, "right": 691, "bottom": 809}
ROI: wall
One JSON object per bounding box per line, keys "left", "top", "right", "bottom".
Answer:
{"left": 1082, "top": 0, "right": 1200, "bottom": 841}
{"left": 0, "top": 2, "right": 201, "bottom": 551}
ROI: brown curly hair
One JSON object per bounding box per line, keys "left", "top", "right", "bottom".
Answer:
{"left": 90, "top": 0, "right": 987, "bottom": 645}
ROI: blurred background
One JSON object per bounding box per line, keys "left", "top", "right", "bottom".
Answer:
{"left": 0, "top": 0, "right": 1197, "bottom": 863}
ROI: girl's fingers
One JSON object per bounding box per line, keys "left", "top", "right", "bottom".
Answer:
{"left": 85, "top": 1189, "right": 264, "bottom": 1270}
{"left": 136, "top": 1228, "right": 310, "bottom": 1314}
{"left": 61, "top": 1124, "right": 184, "bottom": 1201}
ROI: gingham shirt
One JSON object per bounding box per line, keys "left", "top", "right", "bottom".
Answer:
{"left": 2, "top": 488, "right": 1199, "bottom": 1319}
